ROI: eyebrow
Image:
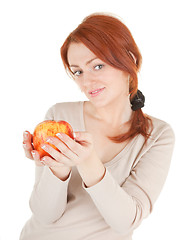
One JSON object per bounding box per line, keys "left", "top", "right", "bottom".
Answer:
{"left": 69, "top": 57, "right": 98, "bottom": 68}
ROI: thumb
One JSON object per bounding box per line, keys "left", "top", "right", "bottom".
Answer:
{"left": 73, "top": 131, "right": 92, "bottom": 143}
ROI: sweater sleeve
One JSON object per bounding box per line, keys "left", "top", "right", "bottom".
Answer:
{"left": 29, "top": 166, "right": 71, "bottom": 224}
{"left": 29, "top": 105, "right": 71, "bottom": 224}
{"left": 83, "top": 125, "right": 175, "bottom": 234}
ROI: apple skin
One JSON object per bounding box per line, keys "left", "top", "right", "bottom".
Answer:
{"left": 33, "top": 120, "right": 74, "bottom": 158}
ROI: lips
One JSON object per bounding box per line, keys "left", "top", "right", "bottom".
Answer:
{"left": 88, "top": 87, "right": 105, "bottom": 94}
{"left": 88, "top": 87, "right": 105, "bottom": 98}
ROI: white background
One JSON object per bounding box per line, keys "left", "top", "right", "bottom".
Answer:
{"left": 0, "top": 0, "right": 192, "bottom": 239}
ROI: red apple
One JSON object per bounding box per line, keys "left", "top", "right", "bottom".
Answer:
{"left": 33, "top": 120, "right": 74, "bottom": 158}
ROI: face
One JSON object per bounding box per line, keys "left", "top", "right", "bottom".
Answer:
{"left": 67, "top": 43, "right": 129, "bottom": 108}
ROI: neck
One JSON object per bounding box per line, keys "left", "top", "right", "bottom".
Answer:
{"left": 88, "top": 97, "right": 133, "bottom": 129}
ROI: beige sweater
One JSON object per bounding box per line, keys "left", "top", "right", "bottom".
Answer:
{"left": 20, "top": 101, "right": 175, "bottom": 240}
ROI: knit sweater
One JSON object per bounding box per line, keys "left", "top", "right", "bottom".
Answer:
{"left": 20, "top": 101, "right": 175, "bottom": 240}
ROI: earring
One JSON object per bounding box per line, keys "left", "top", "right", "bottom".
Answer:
{"left": 126, "top": 75, "right": 130, "bottom": 96}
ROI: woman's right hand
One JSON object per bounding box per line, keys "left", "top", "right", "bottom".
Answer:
{"left": 23, "top": 131, "right": 44, "bottom": 166}
{"left": 23, "top": 130, "right": 71, "bottom": 180}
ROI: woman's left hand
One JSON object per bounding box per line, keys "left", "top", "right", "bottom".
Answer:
{"left": 41, "top": 132, "right": 106, "bottom": 187}
{"left": 41, "top": 132, "right": 97, "bottom": 168}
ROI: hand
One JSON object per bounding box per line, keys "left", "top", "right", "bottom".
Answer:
{"left": 41, "top": 132, "right": 96, "bottom": 167}
{"left": 23, "top": 130, "right": 71, "bottom": 180}
{"left": 23, "top": 131, "right": 43, "bottom": 166}
{"left": 42, "top": 132, "right": 105, "bottom": 187}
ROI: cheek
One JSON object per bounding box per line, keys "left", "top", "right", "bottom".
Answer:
{"left": 111, "top": 73, "right": 129, "bottom": 93}
{"left": 108, "top": 71, "right": 128, "bottom": 85}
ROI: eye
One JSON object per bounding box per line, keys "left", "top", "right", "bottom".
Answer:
{"left": 73, "top": 70, "right": 82, "bottom": 77}
{"left": 94, "top": 64, "right": 104, "bottom": 70}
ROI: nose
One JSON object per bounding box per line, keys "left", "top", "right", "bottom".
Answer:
{"left": 81, "top": 70, "right": 97, "bottom": 87}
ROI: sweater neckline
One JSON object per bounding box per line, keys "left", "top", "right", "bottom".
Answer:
{"left": 79, "top": 101, "right": 136, "bottom": 167}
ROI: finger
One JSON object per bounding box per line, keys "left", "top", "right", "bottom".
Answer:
{"left": 56, "top": 132, "right": 83, "bottom": 155}
{"left": 23, "top": 142, "right": 33, "bottom": 159}
{"left": 31, "top": 150, "right": 40, "bottom": 160}
{"left": 41, "top": 144, "right": 74, "bottom": 167}
{"left": 40, "top": 156, "right": 65, "bottom": 167}
{"left": 46, "top": 137, "right": 78, "bottom": 159}
{"left": 73, "top": 132, "right": 93, "bottom": 143}
{"left": 23, "top": 131, "right": 34, "bottom": 159}
{"left": 31, "top": 150, "right": 44, "bottom": 166}
{"left": 23, "top": 131, "right": 33, "bottom": 144}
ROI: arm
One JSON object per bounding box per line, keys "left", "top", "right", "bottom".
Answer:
{"left": 28, "top": 105, "right": 71, "bottom": 224}
{"left": 83, "top": 126, "right": 175, "bottom": 234}
{"left": 29, "top": 166, "right": 71, "bottom": 224}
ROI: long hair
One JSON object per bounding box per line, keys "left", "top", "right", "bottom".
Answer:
{"left": 60, "top": 13, "right": 153, "bottom": 143}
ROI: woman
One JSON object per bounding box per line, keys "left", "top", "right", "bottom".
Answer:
{"left": 20, "top": 13, "right": 175, "bottom": 240}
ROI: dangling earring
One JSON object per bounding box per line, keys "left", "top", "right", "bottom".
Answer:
{"left": 126, "top": 75, "right": 130, "bottom": 96}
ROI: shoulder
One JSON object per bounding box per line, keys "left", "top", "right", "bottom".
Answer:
{"left": 139, "top": 115, "right": 175, "bottom": 161}
{"left": 51, "top": 101, "right": 83, "bottom": 112}
{"left": 149, "top": 115, "right": 175, "bottom": 143}
{"left": 133, "top": 115, "right": 175, "bottom": 158}
{"left": 131, "top": 115, "right": 175, "bottom": 171}
{"left": 44, "top": 101, "right": 83, "bottom": 121}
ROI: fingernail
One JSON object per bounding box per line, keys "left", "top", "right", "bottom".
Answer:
{"left": 46, "top": 138, "right": 52, "bottom": 143}
{"left": 40, "top": 157, "right": 46, "bottom": 165}
{"left": 31, "top": 151, "right": 35, "bottom": 155}
{"left": 24, "top": 131, "right": 28, "bottom": 138}
{"left": 73, "top": 132, "right": 76, "bottom": 139}
{"left": 31, "top": 151, "right": 35, "bottom": 158}
{"left": 56, "top": 133, "right": 61, "bottom": 137}
{"left": 41, "top": 144, "right": 47, "bottom": 150}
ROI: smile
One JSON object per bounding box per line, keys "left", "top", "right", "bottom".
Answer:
{"left": 89, "top": 87, "right": 105, "bottom": 97}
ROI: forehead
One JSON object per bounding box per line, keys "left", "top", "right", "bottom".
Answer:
{"left": 67, "top": 43, "right": 97, "bottom": 65}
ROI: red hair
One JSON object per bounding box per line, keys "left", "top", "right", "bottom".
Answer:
{"left": 60, "top": 13, "right": 153, "bottom": 143}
